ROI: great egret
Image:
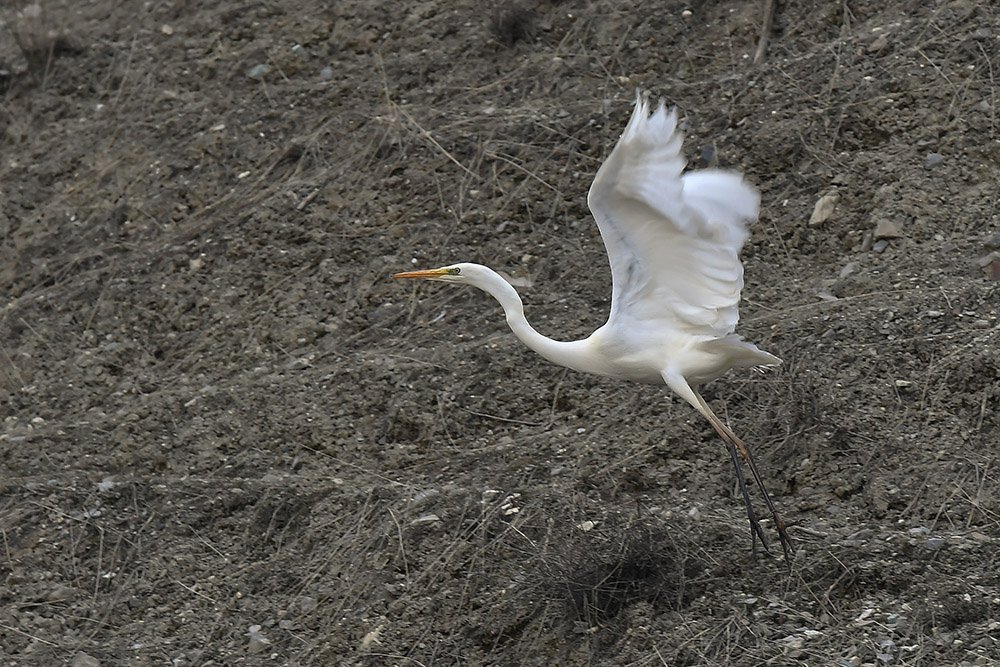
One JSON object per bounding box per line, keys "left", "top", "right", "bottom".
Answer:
{"left": 394, "top": 92, "right": 791, "bottom": 558}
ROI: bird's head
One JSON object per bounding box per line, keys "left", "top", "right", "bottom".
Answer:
{"left": 392, "top": 262, "right": 484, "bottom": 285}
{"left": 393, "top": 262, "right": 520, "bottom": 306}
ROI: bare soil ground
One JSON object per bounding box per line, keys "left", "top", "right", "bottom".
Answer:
{"left": 2, "top": 1, "right": 999, "bottom": 665}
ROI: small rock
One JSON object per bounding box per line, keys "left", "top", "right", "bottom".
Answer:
{"left": 412, "top": 488, "right": 440, "bottom": 505}
{"left": 71, "top": 653, "right": 100, "bottom": 667}
{"left": 839, "top": 262, "right": 856, "bottom": 278}
{"left": 809, "top": 193, "right": 839, "bottom": 227}
{"left": 44, "top": 584, "right": 78, "bottom": 602}
{"left": 869, "top": 33, "right": 889, "bottom": 53}
{"left": 873, "top": 239, "right": 890, "bottom": 253}
{"left": 320, "top": 67, "right": 333, "bottom": 79}
{"left": 247, "top": 64, "right": 270, "bottom": 79}
{"left": 367, "top": 302, "right": 402, "bottom": 323}
{"left": 925, "top": 537, "right": 946, "bottom": 550}
{"left": 246, "top": 625, "right": 271, "bottom": 653}
{"left": 874, "top": 218, "right": 902, "bottom": 239}
{"left": 977, "top": 252, "right": 1000, "bottom": 267}
{"left": 984, "top": 233, "right": 1000, "bottom": 250}
{"left": 977, "top": 253, "right": 1000, "bottom": 280}
{"left": 925, "top": 152, "right": 942, "bottom": 169}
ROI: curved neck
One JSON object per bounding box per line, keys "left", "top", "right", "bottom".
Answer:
{"left": 473, "top": 270, "right": 598, "bottom": 375}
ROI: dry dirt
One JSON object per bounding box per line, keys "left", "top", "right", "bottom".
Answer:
{"left": 2, "top": 1, "right": 1000, "bottom": 665}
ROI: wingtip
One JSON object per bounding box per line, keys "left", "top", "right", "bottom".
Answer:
{"left": 654, "top": 96, "right": 667, "bottom": 117}
{"left": 624, "top": 90, "right": 679, "bottom": 143}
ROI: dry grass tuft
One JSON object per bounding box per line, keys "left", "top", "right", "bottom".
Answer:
{"left": 534, "top": 513, "right": 705, "bottom": 626}
{"left": 489, "top": 1, "right": 535, "bottom": 46}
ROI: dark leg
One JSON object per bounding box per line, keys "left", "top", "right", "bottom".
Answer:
{"left": 701, "top": 400, "right": 794, "bottom": 560}
{"left": 725, "top": 434, "right": 768, "bottom": 558}
{"left": 660, "top": 374, "right": 792, "bottom": 560}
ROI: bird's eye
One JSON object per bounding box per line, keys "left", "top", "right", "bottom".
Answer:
{"left": 446, "top": 267, "right": 461, "bottom": 275}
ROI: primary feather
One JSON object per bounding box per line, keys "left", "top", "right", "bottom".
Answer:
{"left": 588, "top": 93, "right": 760, "bottom": 338}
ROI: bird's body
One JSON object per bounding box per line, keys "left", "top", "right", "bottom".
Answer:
{"left": 395, "top": 93, "right": 791, "bottom": 557}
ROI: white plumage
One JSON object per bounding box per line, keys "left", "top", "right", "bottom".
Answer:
{"left": 395, "top": 92, "right": 791, "bottom": 557}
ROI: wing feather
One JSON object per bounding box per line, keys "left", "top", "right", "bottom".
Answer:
{"left": 587, "top": 93, "right": 760, "bottom": 337}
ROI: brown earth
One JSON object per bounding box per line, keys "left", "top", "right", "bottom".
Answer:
{"left": 2, "top": 1, "right": 999, "bottom": 665}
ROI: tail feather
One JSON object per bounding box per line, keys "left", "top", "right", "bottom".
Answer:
{"left": 703, "top": 334, "right": 781, "bottom": 370}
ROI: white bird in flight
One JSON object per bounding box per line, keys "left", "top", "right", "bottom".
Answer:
{"left": 395, "top": 92, "right": 791, "bottom": 558}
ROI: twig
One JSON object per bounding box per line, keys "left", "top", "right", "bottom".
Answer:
{"left": 0, "top": 623, "right": 59, "bottom": 647}
{"left": 753, "top": 0, "right": 776, "bottom": 65}
{"left": 296, "top": 187, "right": 321, "bottom": 210}
{"left": 457, "top": 406, "right": 541, "bottom": 427}
{"left": 175, "top": 579, "right": 219, "bottom": 604}
{"left": 397, "top": 104, "right": 481, "bottom": 181}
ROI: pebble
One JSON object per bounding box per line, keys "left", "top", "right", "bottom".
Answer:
{"left": 412, "top": 488, "right": 440, "bottom": 505}
{"left": 71, "top": 653, "right": 100, "bottom": 667}
{"left": 873, "top": 239, "right": 890, "bottom": 253}
{"left": 869, "top": 33, "right": 889, "bottom": 53}
{"left": 874, "top": 218, "right": 901, "bottom": 239}
{"left": 925, "top": 537, "right": 946, "bottom": 550}
{"left": 247, "top": 64, "right": 270, "bottom": 79}
{"left": 367, "top": 302, "right": 402, "bottom": 323}
{"left": 809, "top": 193, "right": 839, "bottom": 227}
{"left": 984, "top": 233, "right": 1000, "bottom": 250}
{"left": 246, "top": 625, "right": 271, "bottom": 652}
{"left": 925, "top": 152, "right": 942, "bottom": 169}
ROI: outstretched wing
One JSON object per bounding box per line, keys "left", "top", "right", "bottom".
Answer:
{"left": 587, "top": 93, "right": 760, "bottom": 337}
